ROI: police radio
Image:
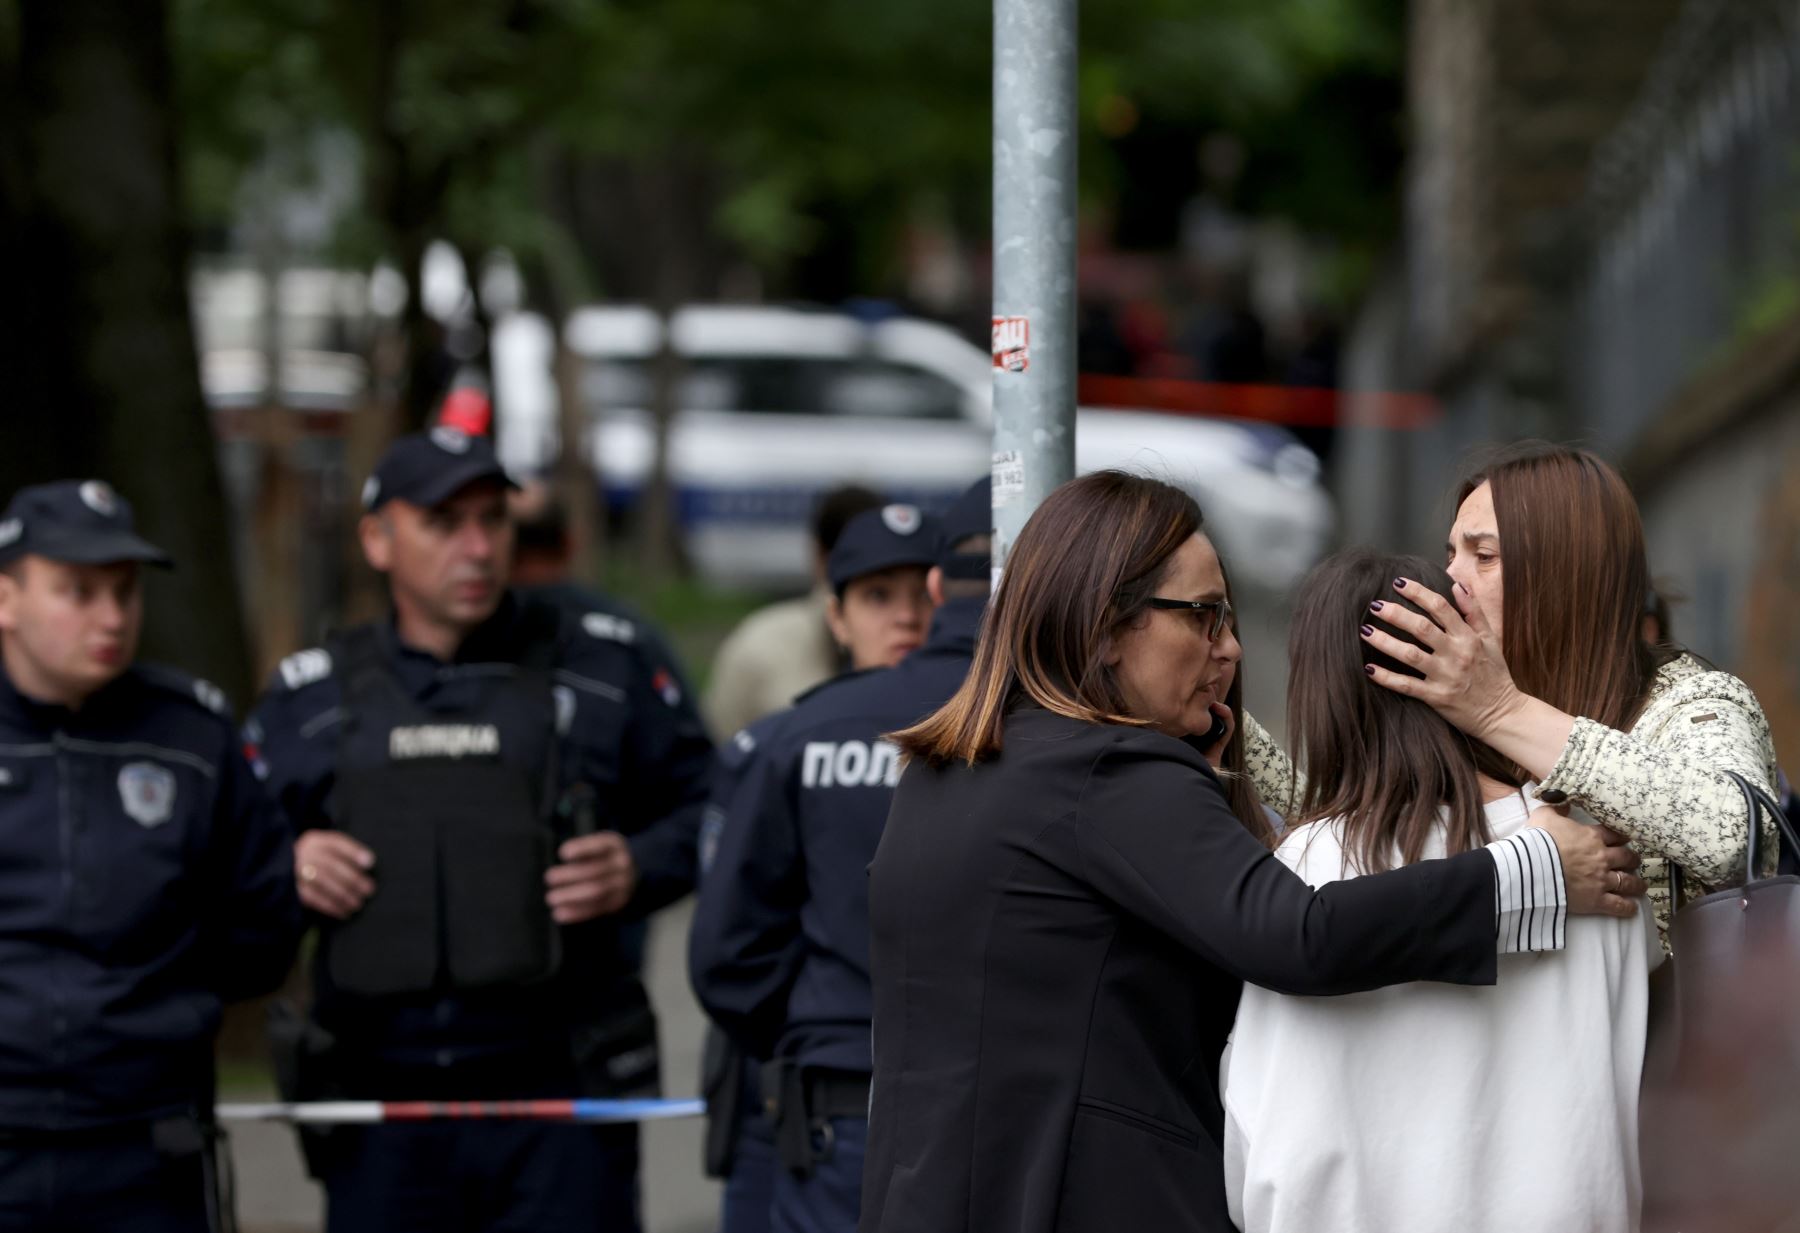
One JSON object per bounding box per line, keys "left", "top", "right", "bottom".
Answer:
{"left": 560, "top": 782, "right": 599, "bottom": 840}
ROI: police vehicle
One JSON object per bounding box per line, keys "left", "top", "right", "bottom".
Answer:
{"left": 489, "top": 305, "right": 1333, "bottom": 593}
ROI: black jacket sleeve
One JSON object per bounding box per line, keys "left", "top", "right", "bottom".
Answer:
{"left": 1070, "top": 732, "right": 1499, "bottom": 995}
{"left": 616, "top": 641, "right": 716, "bottom": 917}
{"left": 203, "top": 732, "right": 304, "bottom": 1002}
{"left": 687, "top": 742, "right": 807, "bottom": 1057}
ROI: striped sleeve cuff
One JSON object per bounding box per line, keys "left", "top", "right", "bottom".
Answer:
{"left": 1487, "top": 828, "right": 1568, "bottom": 954}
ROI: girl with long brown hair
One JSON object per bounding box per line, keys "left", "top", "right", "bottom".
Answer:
{"left": 859, "top": 471, "right": 1645, "bottom": 1233}
{"left": 1223, "top": 549, "right": 1660, "bottom": 1233}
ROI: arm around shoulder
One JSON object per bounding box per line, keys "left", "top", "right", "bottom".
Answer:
{"left": 1068, "top": 730, "right": 1501, "bottom": 997}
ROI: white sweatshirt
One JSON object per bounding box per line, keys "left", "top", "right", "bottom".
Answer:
{"left": 1222, "top": 791, "right": 1661, "bottom": 1233}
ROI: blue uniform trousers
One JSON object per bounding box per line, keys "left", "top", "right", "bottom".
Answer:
{"left": 325, "top": 1119, "right": 640, "bottom": 1233}
{"left": 721, "top": 1055, "right": 777, "bottom": 1233}
{"left": 0, "top": 1132, "right": 209, "bottom": 1233}
{"left": 770, "top": 1116, "right": 866, "bottom": 1233}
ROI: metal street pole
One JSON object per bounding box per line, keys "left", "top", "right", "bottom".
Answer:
{"left": 991, "top": 0, "right": 1079, "bottom": 583}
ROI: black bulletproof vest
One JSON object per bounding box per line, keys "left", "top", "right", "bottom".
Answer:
{"left": 323, "top": 606, "right": 563, "bottom": 998}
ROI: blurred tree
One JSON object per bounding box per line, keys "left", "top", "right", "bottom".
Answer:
{"left": 0, "top": 0, "right": 253, "bottom": 703}
{"left": 171, "top": 0, "right": 1401, "bottom": 576}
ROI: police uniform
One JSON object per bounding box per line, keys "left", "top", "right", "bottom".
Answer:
{"left": 0, "top": 481, "right": 302, "bottom": 1233}
{"left": 245, "top": 433, "right": 714, "bottom": 1233}
{"left": 523, "top": 580, "right": 699, "bottom": 977}
{"left": 690, "top": 489, "right": 990, "bottom": 1233}
{"left": 694, "top": 710, "right": 790, "bottom": 1233}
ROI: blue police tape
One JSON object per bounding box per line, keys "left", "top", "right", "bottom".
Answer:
{"left": 216, "top": 1097, "right": 708, "bottom": 1125}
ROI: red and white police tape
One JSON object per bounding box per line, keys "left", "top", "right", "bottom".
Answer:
{"left": 215, "top": 1098, "right": 707, "bottom": 1125}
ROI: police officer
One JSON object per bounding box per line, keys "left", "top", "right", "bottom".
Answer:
{"left": 694, "top": 708, "right": 791, "bottom": 1233}
{"left": 246, "top": 428, "right": 713, "bottom": 1233}
{"left": 693, "top": 500, "right": 947, "bottom": 1233}
{"left": 703, "top": 485, "right": 886, "bottom": 740}
{"left": 689, "top": 483, "right": 991, "bottom": 1233}
{"left": 0, "top": 480, "right": 302, "bottom": 1233}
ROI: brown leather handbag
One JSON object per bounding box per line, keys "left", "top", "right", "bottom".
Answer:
{"left": 1641, "top": 773, "right": 1800, "bottom": 1233}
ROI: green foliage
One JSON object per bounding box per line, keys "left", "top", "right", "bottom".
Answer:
{"left": 173, "top": 0, "right": 1403, "bottom": 293}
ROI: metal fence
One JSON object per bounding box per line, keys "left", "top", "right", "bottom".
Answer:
{"left": 1571, "top": 0, "right": 1800, "bottom": 454}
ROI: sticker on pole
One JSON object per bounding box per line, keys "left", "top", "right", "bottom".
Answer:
{"left": 992, "top": 316, "right": 1031, "bottom": 372}
{"left": 992, "top": 450, "right": 1026, "bottom": 507}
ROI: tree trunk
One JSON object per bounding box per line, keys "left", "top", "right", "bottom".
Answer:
{"left": 630, "top": 157, "right": 711, "bottom": 579}
{"left": 640, "top": 291, "right": 687, "bottom": 578}
{"left": 454, "top": 237, "right": 499, "bottom": 412}
{"left": 532, "top": 146, "right": 607, "bottom": 575}
{"left": 9, "top": 0, "right": 253, "bottom": 704}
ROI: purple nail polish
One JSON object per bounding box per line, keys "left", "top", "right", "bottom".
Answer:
{"left": 1393, "top": 578, "right": 1406, "bottom": 591}
{"left": 1369, "top": 600, "right": 1384, "bottom": 613}
{"left": 1360, "top": 624, "right": 1374, "bottom": 637}
{"left": 1364, "top": 664, "right": 1376, "bottom": 677}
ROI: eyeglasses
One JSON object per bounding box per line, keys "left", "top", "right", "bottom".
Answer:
{"left": 1146, "top": 596, "right": 1234, "bottom": 641}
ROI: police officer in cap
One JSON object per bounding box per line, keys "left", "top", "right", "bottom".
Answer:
{"left": 246, "top": 428, "right": 713, "bottom": 1233}
{"left": 0, "top": 480, "right": 302, "bottom": 1232}
{"left": 690, "top": 483, "right": 991, "bottom": 1233}
{"left": 693, "top": 499, "right": 948, "bottom": 1233}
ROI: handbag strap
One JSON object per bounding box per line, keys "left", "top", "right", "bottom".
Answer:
{"left": 1669, "top": 772, "right": 1800, "bottom": 907}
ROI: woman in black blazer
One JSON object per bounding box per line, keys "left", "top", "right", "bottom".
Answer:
{"left": 859, "top": 471, "right": 1646, "bottom": 1233}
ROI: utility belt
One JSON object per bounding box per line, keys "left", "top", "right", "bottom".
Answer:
{"left": 0, "top": 1113, "right": 237, "bottom": 1233}
{"left": 760, "top": 1059, "right": 870, "bottom": 1179}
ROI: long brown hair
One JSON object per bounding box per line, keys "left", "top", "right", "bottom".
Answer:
{"left": 892, "top": 470, "right": 1269, "bottom": 838}
{"left": 1459, "top": 442, "right": 1677, "bottom": 731}
{"left": 1288, "top": 551, "right": 1517, "bottom": 875}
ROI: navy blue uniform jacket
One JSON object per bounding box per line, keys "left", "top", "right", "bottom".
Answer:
{"left": 245, "top": 591, "right": 712, "bottom": 1066}
{"left": 689, "top": 594, "right": 984, "bottom": 1074}
{"left": 0, "top": 663, "right": 301, "bottom": 1130}
{"left": 858, "top": 707, "right": 1508, "bottom": 1233}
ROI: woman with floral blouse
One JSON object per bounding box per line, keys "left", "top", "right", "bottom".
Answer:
{"left": 1247, "top": 441, "right": 1777, "bottom": 943}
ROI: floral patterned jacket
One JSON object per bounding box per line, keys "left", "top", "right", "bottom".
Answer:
{"left": 1243, "top": 654, "right": 1780, "bottom": 942}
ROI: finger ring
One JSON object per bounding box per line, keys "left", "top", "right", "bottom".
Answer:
{"left": 1609, "top": 871, "right": 1622, "bottom": 892}
{"left": 300, "top": 863, "right": 318, "bottom": 883}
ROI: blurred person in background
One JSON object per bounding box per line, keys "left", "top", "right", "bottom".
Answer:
{"left": 0, "top": 480, "right": 300, "bottom": 1232}
{"left": 691, "top": 488, "right": 989, "bottom": 1233}
{"left": 859, "top": 471, "right": 1643, "bottom": 1233}
{"left": 1224, "top": 551, "right": 1660, "bottom": 1233}
{"left": 1333, "top": 442, "right": 1780, "bottom": 944}
{"left": 506, "top": 477, "right": 706, "bottom": 975}
{"left": 704, "top": 485, "right": 885, "bottom": 740}
{"left": 246, "top": 429, "right": 713, "bottom": 1233}
{"left": 507, "top": 476, "right": 702, "bottom": 739}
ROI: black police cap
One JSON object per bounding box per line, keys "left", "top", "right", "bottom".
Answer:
{"left": 937, "top": 478, "right": 992, "bottom": 580}
{"left": 0, "top": 480, "right": 173, "bottom": 569}
{"left": 362, "top": 427, "right": 518, "bottom": 512}
{"left": 827, "top": 505, "right": 941, "bottom": 591}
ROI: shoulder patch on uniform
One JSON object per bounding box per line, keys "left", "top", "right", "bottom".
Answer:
{"left": 192, "top": 678, "right": 231, "bottom": 717}
{"left": 581, "top": 612, "right": 637, "bottom": 645}
{"left": 650, "top": 666, "right": 683, "bottom": 708}
{"left": 136, "top": 664, "right": 234, "bottom": 720}
{"left": 277, "top": 648, "right": 334, "bottom": 690}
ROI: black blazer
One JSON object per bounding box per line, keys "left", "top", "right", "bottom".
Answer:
{"left": 860, "top": 707, "right": 1503, "bottom": 1233}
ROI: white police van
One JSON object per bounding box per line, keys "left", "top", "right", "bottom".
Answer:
{"left": 491, "top": 304, "right": 1333, "bottom": 592}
